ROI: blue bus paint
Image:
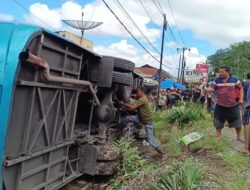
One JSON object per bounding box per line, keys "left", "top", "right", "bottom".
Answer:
{"left": 0, "top": 22, "right": 40, "bottom": 188}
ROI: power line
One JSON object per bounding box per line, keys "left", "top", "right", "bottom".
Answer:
{"left": 153, "top": 0, "right": 164, "bottom": 15}
{"left": 167, "top": 23, "right": 178, "bottom": 45}
{"left": 114, "top": 0, "right": 161, "bottom": 55}
{"left": 104, "top": 0, "right": 177, "bottom": 70}
{"left": 102, "top": 0, "right": 161, "bottom": 64}
{"left": 12, "top": 0, "right": 55, "bottom": 31}
{"left": 149, "top": 0, "right": 180, "bottom": 48}
{"left": 156, "top": 0, "right": 164, "bottom": 15}
{"left": 167, "top": 0, "right": 186, "bottom": 46}
{"left": 138, "top": 0, "right": 156, "bottom": 23}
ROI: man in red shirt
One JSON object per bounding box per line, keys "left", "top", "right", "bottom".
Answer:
{"left": 206, "top": 66, "right": 243, "bottom": 142}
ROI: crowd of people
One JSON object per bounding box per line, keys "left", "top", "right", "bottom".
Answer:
{"left": 120, "top": 65, "right": 250, "bottom": 155}
{"left": 158, "top": 83, "right": 206, "bottom": 109}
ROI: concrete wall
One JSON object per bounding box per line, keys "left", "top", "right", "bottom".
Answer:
{"left": 58, "top": 31, "right": 94, "bottom": 50}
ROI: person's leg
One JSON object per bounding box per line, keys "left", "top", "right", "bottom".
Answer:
{"left": 235, "top": 128, "right": 242, "bottom": 141}
{"left": 242, "top": 108, "right": 250, "bottom": 152}
{"left": 121, "top": 115, "right": 140, "bottom": 126}
{"left": 243, "top": 125, "right": 249, "bottom": 152}
{"left": 227, "top": 105, "right": 243, "bottom": 141}
{"left": 144, "top": 122, "right": 159, "bottom": 148}
{"left": 213, "top": 105, "right": 224, "bottom": 140}
{"left": 210, "top": 101, "right": 215, "bottom": 120}
{"left": 216, "top": 128, "right": 222, "bottom": 140}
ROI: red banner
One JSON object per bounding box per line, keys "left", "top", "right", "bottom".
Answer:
{"left": 196, "top": 64, "right": 209, "bottom": 73}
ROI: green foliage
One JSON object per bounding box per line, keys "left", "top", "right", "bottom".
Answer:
{"left": 225, "top": 173, "right": 250, "bottom": 190}
{"left": 219, "top": 151, "right": 249, "bottom": 172}
{"left": 165, "top": 102, "right": 206, "bottom": 128}
{"left": 189, "top": 134, "right": 232, "bottom": 153}
{"left": 112, "top": 139, "right": 158, "bottom": 189}
{"left": 207, "top": 41, "right": 250, "bottom": 80}
{"left": 152, "top": 159, "right": 203, "bottom": 190}
{"left": 166, "top": 127, "right": 182, "bottom": 157}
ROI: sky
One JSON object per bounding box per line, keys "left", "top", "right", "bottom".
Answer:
{"left": 1, "top": 0, "right": 250, "bottom": 76}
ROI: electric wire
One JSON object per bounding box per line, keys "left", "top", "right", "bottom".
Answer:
{"left": 167, "top": 0, "right": 186, "bottom": 46}
{"left": 105, "top": 0, "right": 177, "bottom": 70}
{"left": 156, "top": 0, "right": 164, "bottom": 15}
{"left": 153, "top": 0, "right": 164, "bottom": 15}
{"left": 13, "top": 0, "right": 55, "bottom": 31}
{"left": 138, "top": 0, "right": 156, "bottom": 23}
{"left": 114, "top": 0, "right": 161, "bottom": 55}
{"left": 102, "top": 0, "right": 161, "bottom": 64}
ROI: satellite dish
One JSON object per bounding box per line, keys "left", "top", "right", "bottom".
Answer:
{"left": 62, "top": 12, "right": 103, "bottom": 45}
{"left": 62, "top": 20, "right": 103, "bottom": 31}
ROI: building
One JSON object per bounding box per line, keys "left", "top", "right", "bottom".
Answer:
{"left": 57, "top": 31, "right": 94, "bottom": 50}
{"left": 184, "top": 69, "right": 208, "bottom": 84}
{"left": 134, "top": 64, "right": 174, "bottom": 80}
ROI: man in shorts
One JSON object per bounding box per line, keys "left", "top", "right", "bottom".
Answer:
{"left": 206, "top": 66, "right": 243, "bottom": 141}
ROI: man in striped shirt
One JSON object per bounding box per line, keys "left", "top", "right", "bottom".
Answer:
{"left": 206, "top": 66, "right": 243, "bottom": 142}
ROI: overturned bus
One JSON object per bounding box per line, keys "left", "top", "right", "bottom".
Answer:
{"left": 0, "top": 21, "right": 159, "bottom": 190}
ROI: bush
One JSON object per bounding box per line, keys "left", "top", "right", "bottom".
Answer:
{"left": 165, "top": 102, "right": 206, "bottom": 128}
{"left": 112, "top": 139, "right": 158, "bottom": 189}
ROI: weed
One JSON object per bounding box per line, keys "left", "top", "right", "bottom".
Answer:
{"left": 164, "top": 103, "right": 206, "bottom": 128}
{"left": 189, "top": 133, "right": 232, "bottom": 153}
{"left": 166, "top": 127, "right": 182, "bottom": 157}
{"left": 224, "top": 172, "right": 250, "bottom": 190}
{"left": 152, "top": 158, "right": 203, "bottom": 190}
{"left": 112, "top": 139, "right": 158, "bottom": 189}
{"left": 219, "top": 151, "right": 249, "bottom": 172}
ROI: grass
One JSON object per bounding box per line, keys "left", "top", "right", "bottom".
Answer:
{"left": 218, "top": 151, "right": 249, "bottom": 172}
{"left": 152, "top": 158, "right": 204, "bottom": 190}
{"left": 166, "top": 127, "right": 183, "bottom": 157}
{"left": 189, "top": 133, "right": 232, "bottom": 153}
{"left": 164, "top": 102, "right": 206, "bottom": 128}
{"left": 112, "top": 139, "right": 158, "bottom": 189}
{"left": 224, "top": 173, "right": 250, "bottom": 190}
{"left": 113, "top": 103, "right": 250, "bottom": 189}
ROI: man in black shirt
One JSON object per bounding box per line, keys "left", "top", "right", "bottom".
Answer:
{"left": 181, "top": 86, "right": 192, "bottom": 102}
{"left": 192, "top": 84, "right": 201, "bottom": 103}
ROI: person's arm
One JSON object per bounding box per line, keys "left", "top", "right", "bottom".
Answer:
{"left": 205, "top": 87, "right": 215, "bottom": 93}
{"left": 120, "top": 102, "right": 138, "bottom": 110}
{"left": 239, "top": 86, "right": 244, "bottom": 105}
{"left": 246, "top": 85, "right": 250, "bottom": 107}
{"left": 206, "top": 80, "right": 217, "bottom": 93}
{"left": 235, "top": 80, "right": 243, "bottom": 104}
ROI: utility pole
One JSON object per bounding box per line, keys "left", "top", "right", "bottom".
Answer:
{"left": 182, "top": 57, "right": 187, "bottom": 83}
{"left": 177, "top": 47, "right": 190, "bottom": 84}
{"left": 177, "top": 53, "right": 182, "bottom": 82}
{"left": 157, "top": 13, "right": 167, "bottom": 106}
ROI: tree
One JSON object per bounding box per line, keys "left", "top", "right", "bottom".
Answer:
{"left": 207, "top": 41, "right": 250, "bottom": 80}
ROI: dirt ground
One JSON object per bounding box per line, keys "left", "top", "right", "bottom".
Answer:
{"left": 64, "top": 122, "right": 249, "bottom": 190}
{"left": 122, "top": 125, "right": 249, "bottom": 190}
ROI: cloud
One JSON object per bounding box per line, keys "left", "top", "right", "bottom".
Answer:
{"left": 24, "top": 0, "right": 161, "bottom": 42}
{"left": 94, "top": 40, "right": 137, "bottom": 58}
{"left": 22, "top": 0, "right": 207, "bottom": 76}
{"left": 165, "top": 41, "right": 183, "bottom": 49}
{"left": 160, "top": 0, "right": 250, "bottom": 48}
{"left": 24, "top": 3, "right": 62, "bottom": 30}
{"left": 94, "top": 40, "right": 206, "bottom": 76}
{"left": 186, "top": 47, "right": 207, "bottom": 69}
{"left": 0, "top": 13, "right": 14, "bottom": 21}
